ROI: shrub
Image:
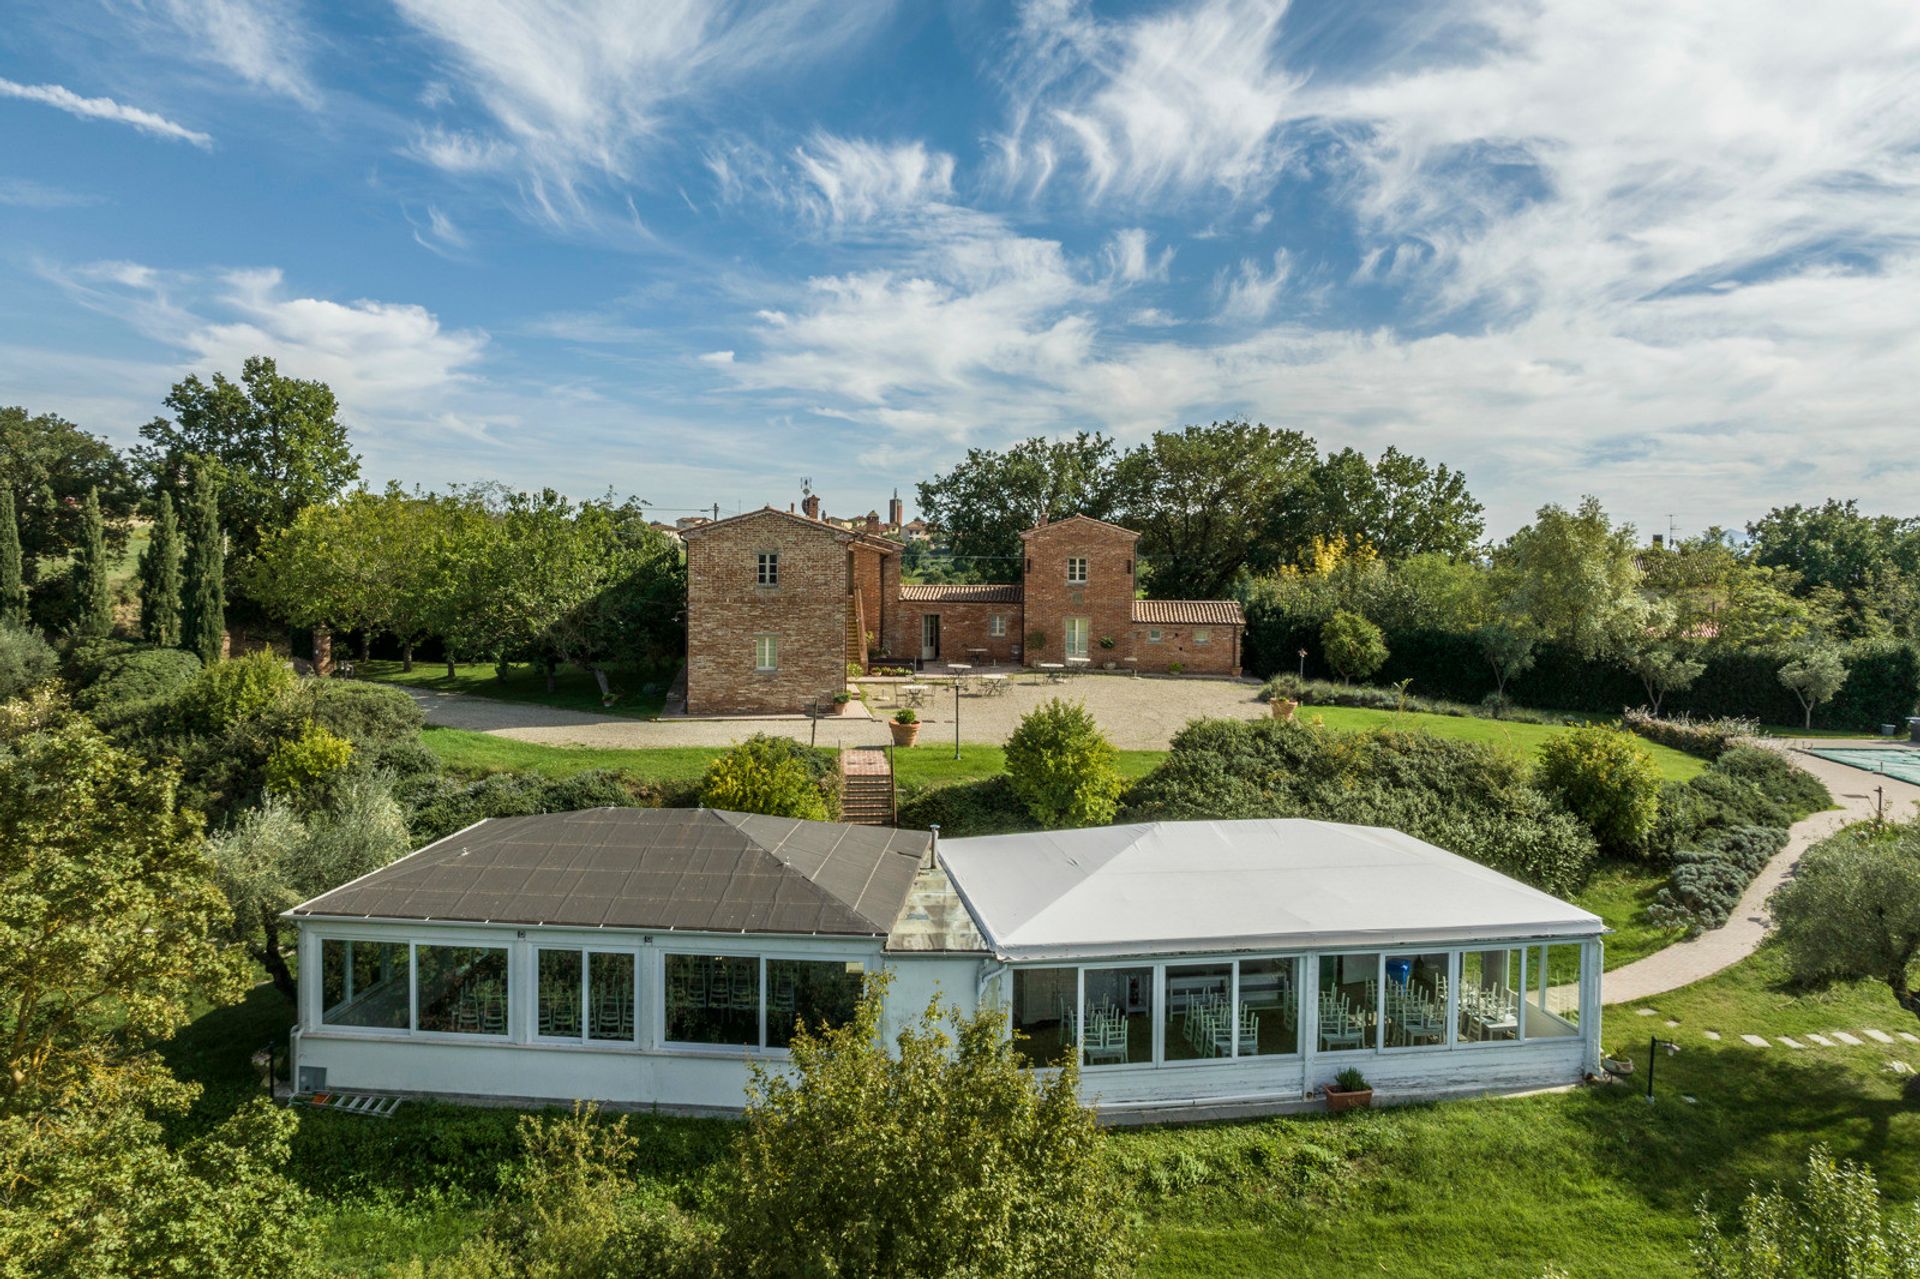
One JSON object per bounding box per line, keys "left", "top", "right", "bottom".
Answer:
{"left": 896, "top": 775, "right": 1034, "bottom": 837}
{"left": 396, "top": 770, "right": 660, "bottom": 845}
{"left": 1003, "top": 698, "right": 1127, "bottom": 828}
{"left": 1534, "top": 725, "right": 1663, "bottom": 857}
{"left": 1712, "top": 745, "right": 1833, "bottom": 818}
{"left": 1333, "top": 1067, "right": 1369, "bottom": 1092}
{"left": 1694, "top": 1145, "right": 1920, "bottom": 1278}
{"left": 264, "top": 722, "right": 355, "bottom": 798}
{"left": 300, "top": 679, "right": 426, "bottom": 749}
{"left": 0, "top": 623, "right": 59, "bottom": 700}
{"left": 698, "top": 733, "right": 837, "bottom": 820}
{"left": 182, "top": 650, "right": 297, "bottom": 731}
{"left": 1167, "top": 661, "right": 1185, "bottom": 675}
{"left": 71, "top": 646, "right": 201, "bottom": 712}
{"left": 893, "top": 708, "right": 918, "bottom": 725}
{"left": 1648, "top": 826, "right": 1789, "bottom": 933}
{"left": 1257, "top": 675, "right": 1560, "bottom": 724}
{"left": 1321, "top": 610, "right": 1388, "bottom": 683}
{"left": 1622, "top": 708, "right": 1756, "bottom": 759}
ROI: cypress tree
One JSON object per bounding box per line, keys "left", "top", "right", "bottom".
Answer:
{"left": 138, "top": 489, "right": 183, "bottom": 646}
{"left": 0, "top": 488, "right": 25, "bottom": 628}
{"left": 72, "top": 486, "right": 113, "bottom": 638}
{"left": 180, "top": 464, "right": 226, "bottom": 664}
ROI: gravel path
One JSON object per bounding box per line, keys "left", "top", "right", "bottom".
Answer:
{"left": 408, "top": 672, "right": 1271, "bottom": 752}
{"left": 1603, "top": 743, "right": 1920, "bottom": 1006}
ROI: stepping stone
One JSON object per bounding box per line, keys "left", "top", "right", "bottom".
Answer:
{"left": 1778, "top": 1036, "right": 1805, "bottom": 1049}
{"left": 1635, "top": 1008, "right": 1658, "bottom": 1017}
{"left": 1665, "top": 1019, "right": 1680, "bottom": 1028}
{"left": 1901, "top": 1033, "right": 1920, "bottom": 1043}
{"left": 1741, "top": 1034, "right": 1770, "bottom": 1048}
{"left": 1890, "top": 1061, "right": 1915, "bottom": 1075}
{"left": 1702, "top": 1030, "right": 1722, "bottom": 1041}
{"left": 1807, "top": 1033, "right": 1835, "bottom": 1046}
{"left": 1833, "top": 1032, "right": 1864, "bottom": 1046}
{"left": 1865, "top": 1029, "right": 1896, "bottom": 1043}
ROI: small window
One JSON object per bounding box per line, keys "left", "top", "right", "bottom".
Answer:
{"left": 1194, "top": 628, "right": 1211, "bottom": 645}
{"left": 1147, "top": 628, "right": 1163, "bottom": 644}
{"left": 321, "top": 939, "right": 408, "bottom": 1030}
{"left": 989, "top": 614, "right": 1006, "bottom": 637}
{"left": 1067, "top": 556, "right": 1088, "bottom": 584}
{"left": 665, "top": 954, "right": 760, "bottom": 1047}
{"left": 754, "top": 635, "right": 778, "bottom": 671}
{"left": 414, "top": 944, "right": 509, "bottom": 1036}
{"left": 756, "top": 551, "right": 779, "bottom": 586}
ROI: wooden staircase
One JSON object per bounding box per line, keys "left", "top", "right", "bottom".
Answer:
{"left": 840, "top": 746, "right": 895, "bottom": 826}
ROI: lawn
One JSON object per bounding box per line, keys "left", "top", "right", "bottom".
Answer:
{"left": 422, "top": 727, "right": 725, "bottom": 784}
{"left": 1572, "top": 860, "right": 1687, "bottom": 971}
{"left": 1298, "top": 704, "right": 1706, "bottom": 781}
{"left": 362, "top": 660, "right": 673, "bottom": 718}
{"left": 894, "top": 742, "right": 1167, "bottom": 790}
{"left": 159, "top": 940, "right": 1920, "bottom": 1278}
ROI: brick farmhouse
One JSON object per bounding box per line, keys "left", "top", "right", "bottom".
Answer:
{"left": 682, "top": 494, "right": 1244, "bottom": 715}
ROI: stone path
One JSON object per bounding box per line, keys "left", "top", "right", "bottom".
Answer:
{"left": 1631, "top": 1021, "right": 1916, "bottom": 1059}
{"left": 1602, "top": 744, "right": 1920, "bottom": 1006}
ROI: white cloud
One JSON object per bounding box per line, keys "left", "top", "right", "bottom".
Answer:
{"left": 791, "top": 135, "right": 955, "bottom": 225}
{"left": 408, "top": 205, "right": 470, "bottom": 257}
{"left": 0, "top": 178, "right": 100, "bottom": 208}
{"left": 1214, "top": 249, "right": 1290, "bottom": 322}
{"left": 151, "top": 0, "right": 319, "bottom": 107}
{"left": 0, "top": 77, "right": 212, "bottom": 147}
{"left": 407, "top": 125, "right": 517, "bottom": 173}
{"left": 1102, "top": 227, "right": 1173, "bottom": 283}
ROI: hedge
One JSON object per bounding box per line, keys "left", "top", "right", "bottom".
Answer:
{"left": 1621, "top": 709, "right": 1756, "bottom": 760}
{"left": 1241, "top": 608, "right": 1920, "bottom": 729}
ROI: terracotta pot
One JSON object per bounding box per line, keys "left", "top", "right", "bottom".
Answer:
{"left": 1272, "top": 697, "right": 1299, "bottom": 721}
{"left": 889, "top": 720, "right": 920, "bottom": 746}
{"left": 1324, "top": 1085, "right": 1373, "bottom": 1113}
{"left": 832, "top": 699, "right": 854, "bottom": 716}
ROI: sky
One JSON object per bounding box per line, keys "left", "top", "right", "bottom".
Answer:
{"left": 2, "top": 0, "right": 1918, "bottom": 538}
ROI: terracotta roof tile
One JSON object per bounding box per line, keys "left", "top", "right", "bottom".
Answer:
{"left": 898, "top": 583, "right": 1024, "bottom": 603}
{"left": 1131, "top": 599, "right": 1245, "bottom": 626}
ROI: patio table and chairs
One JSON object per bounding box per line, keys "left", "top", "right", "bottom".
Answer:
{"left": 901, "top": 684, "right": 930, "bottom": 708}
{"left": 979, "top": 673, "right": 1009, "bottom": 697}
{"left": 1037, "top": 662, "right": 1067, "bottom": 683}
{"left": 1065, "top": 656, "right": 1092, "bottom": 672}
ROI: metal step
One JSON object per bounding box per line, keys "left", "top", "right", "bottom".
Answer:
{"left": 299, "top": 1090, "right": 403, "bottom": 1119}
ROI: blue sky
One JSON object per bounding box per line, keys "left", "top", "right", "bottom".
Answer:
{"left": 3, "top": 0, "right": 1918, "bottom": 536}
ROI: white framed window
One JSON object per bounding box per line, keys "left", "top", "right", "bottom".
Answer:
{"left": 1067, "top": 556, "right": 1088, "bottom": 584}
{"left": 1194, "top": 628, "right": 1211, "bottom": 645}
{"left": 989, "top": 614, "right": 1007, "bottom": 637}
{"left": 1064, "top": 617, "right": 1089, "bottom": 659}
{"left": 535, "top": 948, "right": 638, "bottom": 1043}
{"left": 754, "top": 635, "right": 779, "bottom": 671}
{"left": 1147, "top": 628, "right": 1163, "bottom": 644}
{"left": 756, "top": 551, "right": 779, "bottom": 586}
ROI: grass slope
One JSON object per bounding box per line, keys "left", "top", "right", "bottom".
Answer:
{"left": 1299, "top": 704, "right": 1705, "bottom": 781}
{"left": 1572, "top": 860, "right": 1688, "bottom": 971}
{"left": 422, "top": 727, "right": 724, "bottom": 783}
{"left": 363, "top": 660, "right": 671, "bottom": 718}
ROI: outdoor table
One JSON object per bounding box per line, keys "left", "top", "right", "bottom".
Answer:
{"left": 965, "top": 647, "right": 990, "bottom": 664}
{"left": 980, "top": 674, "right": 1009, "bottom": 697}
{"left": 1121, "top": 656, "right": 1138, "bottom": 677}
{"left": 1036, "top": 662, "right": 1067, "bottom": 683}
{"left": 901, "top": 684, "right": 930, "bottom": 708}
{"left": 1065, "top": 657, "right": 1092, "bottom": 672}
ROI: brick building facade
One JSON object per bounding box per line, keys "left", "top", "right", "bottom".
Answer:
{"left": 683, "top": 502, "right": 1242, "bottom": 714}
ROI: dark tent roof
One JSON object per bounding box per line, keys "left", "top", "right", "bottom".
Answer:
{"left": 289, "top": 808, "right": 932, "bottom": 937}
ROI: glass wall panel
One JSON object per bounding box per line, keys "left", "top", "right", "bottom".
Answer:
{"left": 1525, "top": 944, "right": 1582, "bottom": 1039}
{"left": 320, "top": 940, "right": 409, "bottom": 1029}
{"left": 587, "top": 952, "right": 636, "bottom": 1042}
{"left": 1458, "top": 947, "right": 1522, "bottom": 1042}
{"left": 1082, "top": 967, "right": 1152, "bottom": 1067}
{"left": 414, "top": 945, "right": 508, "bottom": 1035}
{"left": 1237, "top": 957, "right": 1299, "bottom": 1057}
{"left": 1012, "top": 968, "right": 1078, "bottom": 1066}
{"left": 1164, "top": 963, "right": 1233, "bottom": 1061}
{"left": 1384, "top": 952, "right": 1450, "bottom": 1048}
{"left": 537, "top": 949, "right": 583, "bottom": 1038}
{"left": 1317, "top": 953, "right": 1378, "bottom": 1052}
{"left": 664, "top": 954, "right": 759, "bottom": 1046}
{"left": 766, "top": 959, "right": 865, "bottom": 1048}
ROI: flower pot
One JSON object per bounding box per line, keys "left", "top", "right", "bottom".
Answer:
{"left": 1103, "top": 661, "right": 1116, "bottom": 671}
{"left": 1271, "top": 697, "right": 1299, "bottom": 722}
{"left": 1602, "top": 1056, "right": 1635, "bottom": 1077}
{"left": 889, "top": 720, "right": 920, "bottom": 747}
{"left": 832, "top": 700, "right": 854, "bottom": 716}
{"left": 1324, "top": 1085, "right": 1373, "bottom": 1113}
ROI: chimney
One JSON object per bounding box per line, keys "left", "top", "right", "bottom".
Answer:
{"left": 865, "top": 511, "right": 881, "bottom": 534}
{"left": 1652, "top": 533, "right": 1665, "bottom": 549}
{"left": 888, "top": 489, "right": 903, "bottom": 530}
{"left": 802, "top": 493, "right": 821, "bottom": 520}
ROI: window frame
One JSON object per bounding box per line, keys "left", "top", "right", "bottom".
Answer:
{"left": 753, "top": 634, "right": 779, "bottom": 672}
{"left": 1147, "top": 628, "right": 1163, "bottom": 644}
{"left": 755, "top": 550, "right": 779, "bottom": 587}
{"left": 1066, "top": 555, "right": 1088, "bottom": 584}
{"left": 989, "top": 613, "right": 1006, "bottom": 637}
{"left": 1064, "top": 617, "right": 1090, "bottom": 659}
{"left": 411, "top": 942, "right": 512, "bottom": 1039}
{"left": 533, "top": 945, "right": 642, "bottom": 1046}
{"left": 1194, "top": 628, "right": 1211, "bottom": 645}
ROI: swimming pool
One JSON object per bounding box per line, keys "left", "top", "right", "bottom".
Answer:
{"left": 1808, "top": 747, "right": 1920, "bottom": 787}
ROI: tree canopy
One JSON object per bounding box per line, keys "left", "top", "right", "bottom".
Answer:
{"left": 1493, "top": 496, "right": 1650, "bottom": 658}
{"left": 915, "top": 433, "right": 1120, "bottom": 576}
{"left": 1264, "top": 445, "right": 1485, "bottom": 566}
{"left": 1771, "top": 819, "right": 1920, "bottom": 1026}
{"left": 0, "top": 405, "right": 137, "bottom": 576}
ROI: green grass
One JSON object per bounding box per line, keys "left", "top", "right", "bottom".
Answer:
{"left": 422, "top": 727, "right": 724, "bottom": 784}
{"left": 1572, "top": 860, "right": 1687, "bottom": 971}
{"left": 894, "top": 743, "right": 1166, "bottom": 790}
{"left": 362, "top": 660, "right": 672, "bottom": 718}
{"left": 1298, "top": 704, "right": 1706, "bottom": 781}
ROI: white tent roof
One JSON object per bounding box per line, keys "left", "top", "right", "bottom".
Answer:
{"left": 936, "top": 818, "right": 1603, "bottom": 961}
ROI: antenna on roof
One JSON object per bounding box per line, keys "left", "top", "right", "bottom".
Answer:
{"left": 928, "top": 823, "right": 940, "bottom": 871}
{"left": 801, "top": 477, "right": 813, "bottom": 499}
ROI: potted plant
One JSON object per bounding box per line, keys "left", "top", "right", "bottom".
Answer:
{"left": 832, "top": 691, "right": 855, "bottom": 715}
{"left": 1167, "top": 661, "right": 1185, "bottom": 676}
{"left": 1601, "top": 1048, "right": 1635, "bottom": 1077}
{"left": 890, "top": 708, "right": 920, "bottom": 746}
{"left": 1271, "top": 696, "right": 1298, "bottom": 721}
{"left": 1324, "top": 1067, "right": 1373, "bottom": 1112}
{"left": 1099, "top": 636, "right": 1117, "bottom": 669}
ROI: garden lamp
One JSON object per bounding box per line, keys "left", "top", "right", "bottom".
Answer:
{"left": 1644, "top": 1036, "right": 1680, "bottom": 1103}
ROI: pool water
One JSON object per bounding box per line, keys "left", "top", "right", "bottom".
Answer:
{"left": 1808, "top": 746, "right": 1920, "bottom": 787}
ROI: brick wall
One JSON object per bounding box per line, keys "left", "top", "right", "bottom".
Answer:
{"left": 850, "top": 544, "right": 886, "bottom": 664}
{"left": 1130, "top": 623, "right": 1242, "bottom": 675}
{"left": 1020, "top": 519, "right": 1139, "bottom": 668}
{"left": 685, "top": 510, "right": 856, "bottom": 714}
{"left": 891, "top": 600, "right": 1022, "bottom": 665}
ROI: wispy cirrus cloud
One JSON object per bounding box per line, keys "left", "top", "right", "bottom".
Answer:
{"left": 0, "top": 77, "right": 212, "bottom": 146}
{"left": 145, "top": 0, "right": 320, "bottom": 107}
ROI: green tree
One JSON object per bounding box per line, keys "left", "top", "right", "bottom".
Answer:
{"left": 139, "top": 487, "right": 185, "bottom": 645}
{"left": 1534, "top": 725, "right": 1663, "bottom": 857}
{"left": 1747, "top": 498, "right": 1920, "bottom": 638}
{"left": 1627, "top": 642, "right": 1706, "bottom": 717}
{"left": 1003, "top": 698, "right": 1126, "bottom": 828}
{"left": 1771, "top": 820, "right": 1920, "bottom": 1027}
{"left": 1694, "top": 1144, "right": 1920, "bottom": 1278}
{"left": 1265, "top": 446, "right": 1485, "bottom": 566}
{"left": 1321, "top": 609, "right": 1389, "bottom": 683}
{"left": 916, "top": 433, "right": 1120, "bottom": 576}
{"left": 1112, "top": 420, "right": 1317, "bottom": 599}
{"left": 1494, "top": 496, "right": 1650, "bottom": 658}
{"left": 71, "top": 486, "right": 114, "bottom": 638}
{"left": 248, "top": 488, "right": 393, "bottom": 660}
{"left": 699, "top": 734, "right": 834, "bottom": 820}
{"left": 1714, "top": 563, "right": 1838, "bottom": 649}
{"left": 0, "top": 626, "right": 57, "bottom": 701}
{"left": 183, "top": 648, "right": 297, "bottom": 731}
{"left": 0, "top": 488, "right": 24, "bottom": 627}
{"left": 716, "top": 979, "right": 1134, "bottom": 1278}
{"left": 136, "top": 356, "right": 360, "bottom": 564}
{"left": 181, "top": 462, "right": 226, "bottom": 663}
{"left": 1779, "top": 646, "right": 1849, "bottom": 729}
{"left": 0, "top": 714, "right": 248, "bottom": 1111}
{"left": 0, "top": 405, "right": 138, "bottom": 578}
{"left": 1475, "top": 621, "right": 1536, "bottom": 702}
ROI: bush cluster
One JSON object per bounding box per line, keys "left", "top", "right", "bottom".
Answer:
{"left": 1647, "top": 825, "right": 1788, "bottom": 934}
{"left": 1123, "top": 718, "right": 1598, "bottom": 895}
{"left": 695, "top": 734, "right": 839, "bottom": 821}
{"left": 896, "top": 775, "right": 1033, "bottom": 838}
{"left": 1003, "top": 698, "right": 1126, "bottom": 828}
{"left": 1260, "top": 673, "right": 1561, "bottom": 725}
{"left": 0, "top": 623, "right": 59, "bottom": 701}
{"left": 1533, "top": 725, "right": 1664, "bottom": 857}
{"left": 395, "top": 769, "right": 671, "bottom": 844}
{"left": 1621, "top": 708, "right": 1757, "bottom": 759}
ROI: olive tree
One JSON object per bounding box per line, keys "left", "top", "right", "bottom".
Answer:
{"left": 1475, "top": 621, "right": 1535, "bottom": 701}
{"left": 1778, "top": 646, "right": 1848, "bottom": 730}
{"left": 1627, "top": 642, "right": 1706, "bottom": 717}
{"left": 716, "top": 978, "right": 1134, "bottom": 1278}
{"left": 1695, "top": 1145, "right": 1920, "bottom": 1278}
{"left": 1770, "top": 820, "right": 1920, "bottom": 1027}
{"left": 1321, "top": 609, "right": 1388, "bottom": 683}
